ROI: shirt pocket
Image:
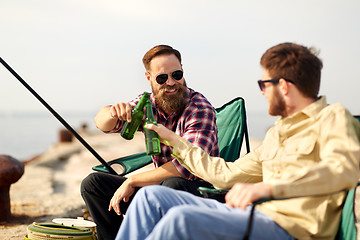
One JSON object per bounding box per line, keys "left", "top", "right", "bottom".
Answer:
{"left": 260, "top": 144, "right": 278, "bottom": 160}
{"left": 284, "top": 133, "right": 318, "bottom": 161}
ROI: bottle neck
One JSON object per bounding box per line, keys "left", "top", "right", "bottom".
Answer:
{"left": 145, "top": 100, "right": 155, "bottom": 120}
{"left": 134, "top": 92, "right": 149, "bottom": 111}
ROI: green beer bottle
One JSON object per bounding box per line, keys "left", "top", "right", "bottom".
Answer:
{"left": 120, "top": 92, "right": 149, "bottom": 140}
{"left": 143, "top": 99, "right": 161, "bottom": 155}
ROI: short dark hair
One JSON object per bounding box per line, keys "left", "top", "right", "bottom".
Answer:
{"left": 142, "top": 45, "right": 182, "bottom": 71}
{"left": 260, "top": 42, "right": 323, "bottom": 98}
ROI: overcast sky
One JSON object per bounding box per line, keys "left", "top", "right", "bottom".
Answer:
{"left": 1, "top": 0, "right": 359, "bottom": 115}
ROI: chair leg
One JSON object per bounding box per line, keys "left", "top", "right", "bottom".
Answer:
{"left": 243, "top": 205, "right": 256, "bottom": 240}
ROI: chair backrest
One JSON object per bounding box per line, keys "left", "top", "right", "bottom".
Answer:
{"left": 336, "top": 186, "right": 357, "bottom": 240}
{"left": 215, "top": 97, "right": 250, "bottom": 162}
{"left": 354, "top": 115, "right": 360, "bottom": 123}
{"left": 336, "top": 115, "right": 360, "bottom": 240}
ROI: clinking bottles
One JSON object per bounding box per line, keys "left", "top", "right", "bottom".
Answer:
{"left": 120, "top": 92, "right": 149, "bottom": 140}
{"left": 143, "top": 99, "right": 161, "bottom": 155}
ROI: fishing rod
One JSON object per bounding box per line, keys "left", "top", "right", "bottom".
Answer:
{"left": 0, "top": 57, "right": 117, "bottom": 175}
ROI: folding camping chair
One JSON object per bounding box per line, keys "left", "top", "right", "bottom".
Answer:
{"left": 92, "top": 97, "right": 250, "bottom": 176}
{"left": 335, "top": 184, "right": 358, "bottom": 240}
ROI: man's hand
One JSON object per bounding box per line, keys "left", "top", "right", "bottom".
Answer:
{"left": 108, "top": 179, "right": 135, "bottom": 215}
{"left": 225, "top": 182, "right": 272, "bottom": 210}
{"left": 145, "top": 123, "right": 180, "bottom": 146}
{"left": 109, "top": 102, "right": 133, "bottom": 122}
{"left": 94, "top": 102, "right": 133, "bottom": 132}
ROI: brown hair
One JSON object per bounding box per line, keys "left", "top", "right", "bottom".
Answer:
{"left": 260, "top": 42, "right": 323, "bottom": 98}
{"left": 142, "top": 45, "right": 182, "bottom": 71}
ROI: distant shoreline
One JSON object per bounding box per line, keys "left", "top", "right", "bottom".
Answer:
{"left": 1, "top": 110, "right": 272, "bottom": 162}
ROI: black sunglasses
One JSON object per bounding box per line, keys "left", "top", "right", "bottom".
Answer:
{"left": 153, "top": 70, "right": 184, "bottom": 85}
{"left": 257, "top": 78, "right": 295, "bottom": 91}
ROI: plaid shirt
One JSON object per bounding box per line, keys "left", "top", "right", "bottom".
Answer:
{"left": 109, "top": 88, "right": 219, "bottom": 180}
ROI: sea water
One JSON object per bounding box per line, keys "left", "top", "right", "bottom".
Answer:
{"left": 0, "top": 110, "right": 276, "bottom": 161}
{"left": 0, "top": 110, "right": 97, "bottom": 161}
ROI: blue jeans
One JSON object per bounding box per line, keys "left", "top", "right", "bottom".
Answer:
{"left": 115, "top": 185, "right": 295, "bottom": 240}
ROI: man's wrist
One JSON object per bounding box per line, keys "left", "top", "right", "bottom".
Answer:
{"left": 125, "top": 176, "right": 135, "bottom": 188}
{"left": 255, "top": 182, "right": 273, "bottom": 198}
{"left": 168, "top": 135, "right": 181, "bottom": 146}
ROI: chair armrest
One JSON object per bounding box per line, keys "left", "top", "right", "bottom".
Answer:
{"left": 92, "top": 152, "right": 152, "bottom": 176}
{"left": 197, "top": 187, "right": 229, "bottom": 198}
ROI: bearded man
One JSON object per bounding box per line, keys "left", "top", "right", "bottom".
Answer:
{"left": 80, "top": 45, "right": 219, "bottom": 240}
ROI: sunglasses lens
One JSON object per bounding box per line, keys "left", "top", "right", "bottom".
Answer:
{"left": 258, "top": 81, "right": 265, "bottom": 91}
{"left": 156, "top": 74, "right": 168, "bottom": 84}
{"left": 171, "top": 70, "right": 183, "bottom": 80}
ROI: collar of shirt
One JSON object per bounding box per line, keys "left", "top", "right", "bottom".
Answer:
{"left": 275, "top": 96, "right": 327, "bottom": 125}
{"left": 274, "top": 96, "right": 327, "bottom": 142}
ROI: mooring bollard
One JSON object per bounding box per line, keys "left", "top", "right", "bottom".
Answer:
{"left": 0, "top": 155, "right": 24, "bottom": 221}
{"left": 59, "top": 128, "right": 73, "bottom": 143}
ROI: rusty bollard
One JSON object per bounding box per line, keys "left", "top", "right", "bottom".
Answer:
{"left": 59, "top": 128, "right": 73, "bottom": 143}
{"left": 0, "top": 155, "right": 24, "bottom": 221}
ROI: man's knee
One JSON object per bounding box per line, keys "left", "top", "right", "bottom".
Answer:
{"left": 160, "top": 176, "right": 187, "bottom": 189}
{"left": 160, "top": 177, "right": 203, "bottom": 196}
{"left": 133, "top": 185, "right": 176, "bottom": 209}
{"left": 167, "top": 206, "right": 195, "bottom": 221}
{"left": 80, "top": 172, "right": 99, "bottom": 193}
{"left": 136, "top": 185, "right": 167, "bottom": 201}
{"left": 161, "top": 206, "right": 197, "bottom": 233}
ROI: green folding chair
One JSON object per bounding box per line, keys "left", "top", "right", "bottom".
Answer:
{"left": 336, "top": 115, "right": 360, "bottom": 239}
{"left": 216, "top": 97, "right": 250, "bottom": 162}
{"left": 197, "top": 97, "right": 251, "bottom": 197}
{"left": 92, "top": 97, "right": 250, "bottom": 176}
{"left": 335, "top": 184, "right": 358, "bottom": 240}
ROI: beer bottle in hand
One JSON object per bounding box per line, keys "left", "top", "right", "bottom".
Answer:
{"left": 144, "top": 99, "right": 161, "bottom": 155}
{"left": 120, "top": 92, "right": 149, "bottom": 140}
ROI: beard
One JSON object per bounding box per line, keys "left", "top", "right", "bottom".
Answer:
{"left": 268, "top": 86, "right": 286, "bottom": 117}
{"left": 152, "top": 80, "right": 188, "bottom": 115}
